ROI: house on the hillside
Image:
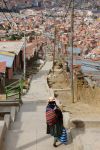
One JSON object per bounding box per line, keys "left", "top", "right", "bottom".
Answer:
{"left": 0, "top": 37, "right": 45, "bottom": 82}
{"left": 25, "top": 40, "right": 38, "bottom": 66}
{"left": 0, "top": 41, "right": 24, "bottom": 79}
{"left": 0, "top": 62, "right": 6, "bottom": 93}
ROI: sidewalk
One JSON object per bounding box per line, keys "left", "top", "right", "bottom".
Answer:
{"left": 3, "top": 61, "right": 73, "bottom": 150}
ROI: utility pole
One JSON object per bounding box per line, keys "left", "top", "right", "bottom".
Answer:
{"left": 52, "top": 12, "right": 57, "bottom": 74}
{"left": 70, "top": 0, "right": 74, "bottom": 103}
{"left": 53, "top": 26, "right": 56, "bottom": 74}
{"left": 23, "top": 32, "right": 26, "bottom": 80}
{"left": 41, "top": 11, "right": 44, "bottom": 24}
{"left": 23, "top": 16, "right": 27, "bottom": 80}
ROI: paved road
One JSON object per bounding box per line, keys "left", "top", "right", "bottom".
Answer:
{"left": 3, "top": 61, "right": 73, "bottom": 150}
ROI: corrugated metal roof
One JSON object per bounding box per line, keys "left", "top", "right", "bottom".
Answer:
{"left": 81, "top": 66, "right": 100, "bottom": 74}
{"left": 0, "top": 54, "right": 14, "bottom": 68}
{"left": 0, "top": 62, "right": 6, "bottom": 73}
{"left": 81, "top": 59, "right": 100, "bottom": 67}
{"left": 68, "top": 58, "right": 100, "bottom": 68}
{"left": 0, "top": 41, "right": 24, "bottom": 55}
{"left": 67, "top": 47, "right": 81, "bottom": 54}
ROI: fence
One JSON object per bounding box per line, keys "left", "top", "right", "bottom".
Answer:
{"left": 5, "top": 79, "right": 24, "bottom": 101}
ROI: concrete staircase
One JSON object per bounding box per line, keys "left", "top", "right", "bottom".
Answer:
{"left": 0, "top": 103, "right": 20, "bottom": 150}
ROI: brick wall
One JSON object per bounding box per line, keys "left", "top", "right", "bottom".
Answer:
{"left": 8, "top": 68, "right": 13, "bottom": 79}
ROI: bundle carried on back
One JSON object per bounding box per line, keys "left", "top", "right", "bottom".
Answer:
{"left": 46, "top": 108, "right": 57, "bottom": 126}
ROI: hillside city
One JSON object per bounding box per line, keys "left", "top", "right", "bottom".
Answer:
{"left": 0, "top": 0, "right": 100, "bottom": 150}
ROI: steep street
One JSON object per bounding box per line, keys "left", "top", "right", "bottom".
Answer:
{"left": 3, "top": 61, "right": 73, "bottom": 150}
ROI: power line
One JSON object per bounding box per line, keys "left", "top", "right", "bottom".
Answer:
{"left": 1, "top": 11, "right": 12, "bottom": 27}
{"left": 2, "top": 0, "right": 20, "bottom": 31}
{"left": 42, "top": 0, "right": 73, "bottom": 74}
{"left": 2, "top": 0, "right": 15, "bottom": 20}
{"left": 70, "top": 0, "right": 75, "bottom": 103}
{"left": 64, "top": 0, "right": 72, "bottom": 21}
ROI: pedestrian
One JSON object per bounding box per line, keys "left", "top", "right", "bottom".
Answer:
{"left": 46, "top": 97, "right": 67, "bottom": 147}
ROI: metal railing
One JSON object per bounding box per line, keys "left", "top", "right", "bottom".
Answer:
{"left": 5, "top": 79, "right": 24, "bottom": 101}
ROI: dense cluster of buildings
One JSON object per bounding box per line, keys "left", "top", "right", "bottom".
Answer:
{"left": 0, "top": 0, "right": 44, "bottom": 9}
{"left": 0, "top": 0, "right": 99, "bottom": 10}
{"left": 0, "top": 6, "right": 99, "bottom": 98}
{"left": 42, "top": 8, "right": 100, "bottom": 88}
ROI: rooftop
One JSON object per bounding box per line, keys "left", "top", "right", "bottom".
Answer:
{"left": 0, "top": 41, "right": 24, "bottom": 55}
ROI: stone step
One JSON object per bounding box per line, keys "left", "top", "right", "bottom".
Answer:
{"left": 0, "top": 121, "right": 7, "bottom": 150}
{"left": 0, "top": 101, "right": 20, "bottom": 107}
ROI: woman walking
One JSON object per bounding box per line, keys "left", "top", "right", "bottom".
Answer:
{"left": 46, "top": 97, "right": 67, "bottom": 147}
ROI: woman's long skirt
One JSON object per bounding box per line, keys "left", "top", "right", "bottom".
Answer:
{"left": 47, "top": 122, "right": 63, "bottom": 137}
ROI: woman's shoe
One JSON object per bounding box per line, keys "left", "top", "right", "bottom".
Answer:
{"left": 53, "top": 144, "right": 57, "bottom": 147}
